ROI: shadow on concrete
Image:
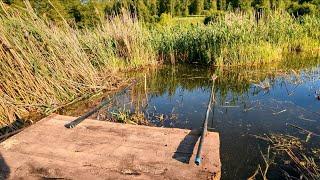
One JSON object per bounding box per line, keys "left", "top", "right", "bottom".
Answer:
{"left": 172, "top": 129, "right": 201, "bottom": 164}
{"left": 0, "top": 154, "right": 10, "bottom": 179}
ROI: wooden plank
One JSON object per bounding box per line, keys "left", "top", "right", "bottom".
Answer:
{"left": 0, "top": 114, "right": 221, "bottom": 180}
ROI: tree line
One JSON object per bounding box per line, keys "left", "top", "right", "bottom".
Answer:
{"left": 2, "top": 0, "right": 320, "bottom": 26}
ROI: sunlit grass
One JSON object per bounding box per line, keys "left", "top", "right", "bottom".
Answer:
{"left": 0, "top": 2, "right": 157, "bottom": 126}
{"left": 171, "top": 16, "right": 205, "bottom": 25}
{"left": 152, "top": 11, "right": 320, "bottom": 65}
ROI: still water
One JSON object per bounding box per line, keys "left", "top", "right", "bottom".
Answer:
{"left": 65, "top": 57, "right": 320, "bottom": 179}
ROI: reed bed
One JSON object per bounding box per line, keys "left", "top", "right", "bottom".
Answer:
{"left": 0, "top": 2, "right": 156, "bottom": 127}
{"left": 152, "top": 11, "right": 320, "bottom": 65}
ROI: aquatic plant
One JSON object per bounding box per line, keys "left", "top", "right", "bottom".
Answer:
{"left": 252, "top": 133, "right": 320, "bottom": 179}
{"left": 152, "top": 11, "right": 320, "bottom": 65}
{"left": 110, "top": 109, "right": 148, "bottom": 125}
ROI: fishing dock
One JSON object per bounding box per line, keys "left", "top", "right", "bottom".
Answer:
{"left": 0, "top": 114, "right": 221, "bottom": 179}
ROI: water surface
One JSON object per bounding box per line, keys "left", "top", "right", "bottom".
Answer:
{"left": 64, "top": 57, "right": 320, "bottom": 179}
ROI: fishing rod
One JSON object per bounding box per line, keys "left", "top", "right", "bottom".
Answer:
{"left": 195, "top": 75, "right": 217, "bottom": 166}
{"left": 65, "top": 80, "right": 137, "bottom": 129}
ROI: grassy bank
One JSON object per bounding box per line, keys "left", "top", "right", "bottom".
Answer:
{"left": 0, "top": 2, "right": 156, "bottom": 127}
{"left": 152, "top": 11, "right": 320, "bottom": 65}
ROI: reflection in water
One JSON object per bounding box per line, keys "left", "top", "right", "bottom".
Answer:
{"left": 65, "top": 56, "right": 320, "bottom": 179}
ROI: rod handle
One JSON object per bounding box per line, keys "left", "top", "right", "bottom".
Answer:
{"left": 195, "top": 157, "right": 201, "bottom": 166}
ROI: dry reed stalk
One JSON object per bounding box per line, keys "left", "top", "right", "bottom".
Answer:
{"left": 252, "top": 134, "right": 320, "bottom": 179}
{"left": 0, "top": 2, "right": 156, "bottom": 126}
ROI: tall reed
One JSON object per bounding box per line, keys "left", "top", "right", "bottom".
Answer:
{"left": 151, "top": 11, "right": 320, "bottom": 65}
{"left": 0, "top": 2, "right": 156, "bottom": 127}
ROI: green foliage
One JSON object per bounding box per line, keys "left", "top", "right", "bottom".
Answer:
{"left": 239, "top": 0, "right": 254, "bottom": 11}
{"left": 189, "top": 0, "right": 204, "bottom": 15}
{"left": 203, "top": 10, "right": 225, "bottom": 25}
{"left": 287, "top": 2, "right": 318, "bottom": 17}
{"left": 252, "top": 0, "right": 270, "bottom": 9}
{"left": 158, "top": 13, "right": 173, "bottom": 25}
{"left": 3, "top": 0, "right": 13, "bottom": 5}
{"left": 2, "top": 0, "right": 320, "bottom": 25}
{"left": 151, "top": 11, "right": 320, "bottom": 65}
{"left": 217, "top": 0, "right": 227, "bottom": 10}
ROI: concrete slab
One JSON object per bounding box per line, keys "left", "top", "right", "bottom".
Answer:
{"left": 0, "top": 114, "right": 220, "bottom": 180}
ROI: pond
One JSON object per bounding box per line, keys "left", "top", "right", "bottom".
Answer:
{"left": 63, "top": 56, "right": 320, "bottom": 179}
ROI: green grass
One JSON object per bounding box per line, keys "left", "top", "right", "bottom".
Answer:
{"left": 171, "top": 16, "right": 205, "bottom": 25}
{"left": 151, "top": 11, "right": 320, "bottom": 65}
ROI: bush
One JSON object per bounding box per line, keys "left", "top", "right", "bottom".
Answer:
{"left": 203, "top": 11, "right": 225, "bottom": 25}
{"left": 201, "top": 10, "right": 211, "bottom": 16}
{"left": 287, "top": 2, "right": 317, "bottom": 17}
{"left": 158, "top": 13, "right": 173, "bottom": 25}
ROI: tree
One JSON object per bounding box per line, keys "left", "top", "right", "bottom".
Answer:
{"left": 2, "top": 0, "right": 319, "bottom": 26}
{"left": 181, "top": 0, "right": 190, "bottom": 16}
{"left": 135, "top": 0, "right": 150, "bottom": 20}
{"left": 252, "top": 0, "right": 270, "bottom": 10}
{"left": 217, "top": 0, "right": 227, "bottom": 10}
{"left": 3, "top": 0, "right": 14, "bottom": 5}
{"left": 159, "top": 0, "right": 174, "bottom": 15}
{"left": 189, "top": 0, "right": 204, "bottom": 14}
{"left": 228, "top": 0, "right": 241, "bottom": 8}
{"left": 240, "top": 0, "right": 253, "bottom": 11}
{"left": 148, "top": 0, "right": 158, "bottom": 16}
